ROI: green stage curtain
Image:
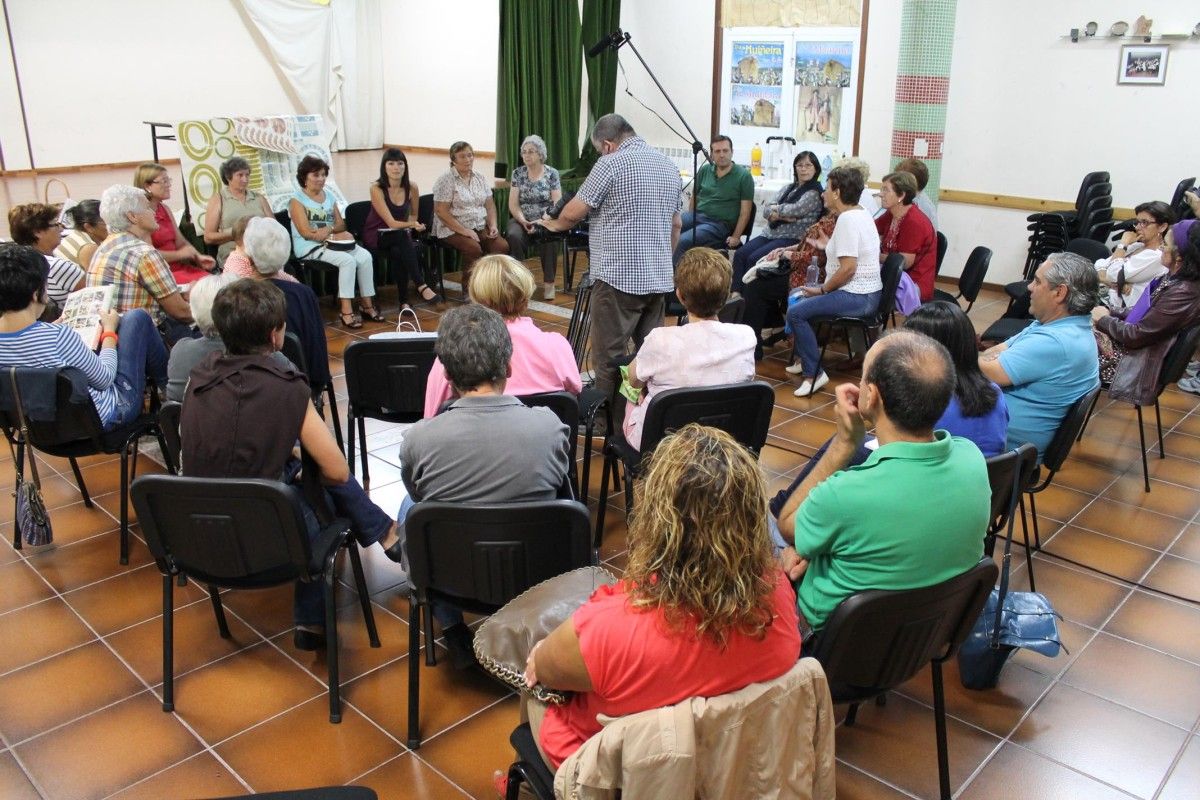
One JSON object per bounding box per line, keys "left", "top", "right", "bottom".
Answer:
{"left": 575, "top": 0, "right": 621, "bottom": 176}
{"left": 496, "top": 0, "right": 583, "bottom": 186}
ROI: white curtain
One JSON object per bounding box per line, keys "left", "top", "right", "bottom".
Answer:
{"left": 236, "top": 0, "right": 384, "bottom": 150}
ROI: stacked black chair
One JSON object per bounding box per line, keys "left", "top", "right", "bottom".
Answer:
{"left": 342, "top": 338, "right": 437, "bottom": 485}
{"left": 131, "top": 474, "right": 381, "bottom": 724}
{"left": 809, "top": 559, "right": 998, "bottom": 800}
{"left": 984, "top": 237, "right": 1107, "bottom": 344}
{"left": 1170, "top": 177, "right": 1196, "bottom": 220}
{"left": 595, "top": 382, "right": 775, "bottom": 545}
{"left": 932, "top": 246, "right": 992, "bottom": 312}
{"left": 403, "top": 500, "right": 593, "bottom": 748}
{"left": 281, "top": 331, "right": 344, "bottom": 454}
{"left": 0, "top": 367, "right": 170, "bottom": 563}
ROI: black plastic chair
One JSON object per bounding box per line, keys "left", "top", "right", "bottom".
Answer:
{"left": 415, "top": 193, "right": 452, "bottom": 297}
{"left": 274, "top": 209, "right": 341, "bottom": 296}
{"left": 806, "top": 253, "right": 905, "bottom": 394}
{"left": 986, "top": 238, "right": 1108, "bottom": 343}
{"left": 343, "top": 200, "right": 388, "bottom": 287}
{"left": 809, "top": 558, "right": 998, "bottom": 800}
{"left": 1169, "top": 177, "right": 1196, "bottom": 220}
{"left": 983, "top": 444, "right": 1039, "bottom": 563}
{"left": 342, "top": 338, "right": 437, "bottom": 484}
{"left": 506, "top": 722, "right": 556, "bottom": 800}
{"left": 595, "top": 381, "right": 775, "bottom": 545}
{"left": 0, "top": 367, "right": 169, "bottom": 563}
{"left": 1022, "top": 384, "right": 1103, "bottom": 585}
{"left": 281, "top": 331, "right": 344, "bottom": 454}
{"left": 519, "top": 391, "right": 581, "bottom": 498}
{"left": 403, "top": 499, "right": 594, "bottom": 748}
{"left": 932, "top": 246, "right": 992, "bottom": 312}
{"left": 131, "top": 474, "right": 381, "bottom": 724}
{"left": 934, "top": 231, "right": 949, "bottom": 276}
{"left": 158, "top": 401, "right": 182, "bottom": 474}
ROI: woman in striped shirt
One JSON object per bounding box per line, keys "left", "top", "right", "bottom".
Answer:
{"left": 0, "top": 243, "right": 167, "bottom": 429}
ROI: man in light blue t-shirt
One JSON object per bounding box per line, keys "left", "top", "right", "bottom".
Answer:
{"left": 979, "top": 252, "right": 1100, "bottom": 457}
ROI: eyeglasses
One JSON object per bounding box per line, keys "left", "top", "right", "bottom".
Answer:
{"left": 1133, "top": 219, "right": 1156, "bottom": 227}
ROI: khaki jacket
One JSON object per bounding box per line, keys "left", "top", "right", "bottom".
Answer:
{"left": 554, "top": 658, "right": 836, "bottom": 800}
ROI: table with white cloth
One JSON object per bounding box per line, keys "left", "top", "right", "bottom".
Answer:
{"left": 681, "top": 175, "right": 793, "bottom": 238}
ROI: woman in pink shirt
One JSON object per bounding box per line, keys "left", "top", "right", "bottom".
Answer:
{"left": 525, "top": 424, "right": 802, "bottom": 768}
{"left": 423, "top": 254, "right": 581, "bottom": 417}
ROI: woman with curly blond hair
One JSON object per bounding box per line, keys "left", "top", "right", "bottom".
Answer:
{"left": 524, "top": 424, "right": 802, "bottom": 768}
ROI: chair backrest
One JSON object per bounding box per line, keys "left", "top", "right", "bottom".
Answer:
{"left": 872, "top": 253, "right": 906, "bottom": 323}
{"left": 935, "top": 231, "right": 948, "bottom": 276}
{"left": 280, "top": 331, "right": 309, "bottom": 378}
{"left": 1041, "top": 384, "right": 1103, "bottom": 473}
{"left": 718, "top": 294, "right": 746, "bottom": 324}
{"left": 1157, "top": 324, "right": 1200, "bottom": 395}
{"left": 567, "top": 272, "right": 594, "bottom": 371}
{"left": 1169, "top": 178, "right": 1196, "bottom": 218}
{"left": 517, "top": 391, "right": 579, "bottom": 430}
{"left": 274, "top": 209, "right": 293, "bottom": 247}
{"left": 1065, "top": 237, "right": 1111, "bottom": 262}
{"left": 0, "top": 368, "right": 105, "bottom": 451}
{"left": 404, "top": 500, "right": 593, "bottom": 608}
{"left": 640, "top": 381, "right": 775, "bottom": 457}
{"left": 342, "top": 338, "right": 437, "bottom": 422}
{"left": 131, "top": 474, "right": 314, "bottom": 587}
{"left": 158, "top": 401, "right": 183, "bottom": 474}
{"left": 343, "top": 200, "right": 371, "bottom": 242}
{"left": 984, "top": 443, "right": 1038, "bottom": 535}
{"left": 417, "top": 194, "right": 435, "bottom": 231}
{"left": 957, "top": 246, "right": 992, "bottom": 304}
{"left": 811, "top": 558, "right": 998, "bottom": 694}
{"left": 1073, "top": 171, "right": 1110, "bottom": 212}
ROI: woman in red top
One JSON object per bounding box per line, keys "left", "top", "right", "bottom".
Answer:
{"left": 526, "top": 424, "right": 802, "bottom": 768}
{"left": 134, "top": 162, "right": 214, "bottom": 285}
{"left": 876, "top": 170, "right": 936, "bottom": 301}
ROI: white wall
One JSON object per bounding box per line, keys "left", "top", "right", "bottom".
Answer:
{"left": 381, "top": 0, "right": 499, "bottom": 152}
{"left": 0, "top": 4, "right": 30, "bottom": 170}
{"left": 2, "top": 0, "right": 296, "bottom": 169}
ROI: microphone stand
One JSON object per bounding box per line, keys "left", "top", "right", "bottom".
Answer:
{"left": 609, "top": 31, "right": 708, "bottom": 247}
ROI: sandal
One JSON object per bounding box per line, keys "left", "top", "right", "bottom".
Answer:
{"left": 338, "top": 312, "right": 363, "bottom": 329}
{"left": 358, "top": 303, "right": 386, "bottom": 323}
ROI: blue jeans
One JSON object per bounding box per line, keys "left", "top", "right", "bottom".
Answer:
{"left": 786, "top": 289, "right": 882, "bottom": 376}
{"left": 107, "top": 309, "right": 169, "bottom": 429}
{"left": 732, "top": 236, "right": 799, "bottom": 292}
{"left": 674, "top": 212, "right": 731, "bottom": 263}
{"left": 293, "top": 476, "right": 394, "bottom": 626}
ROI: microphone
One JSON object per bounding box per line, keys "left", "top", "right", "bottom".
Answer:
{"left": 587, "top": 29, "right": 623, "bottom": 58}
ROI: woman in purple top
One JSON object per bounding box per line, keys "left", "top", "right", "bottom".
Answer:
{"left": 363, "top": 148, "right": 441, "bottom": 311}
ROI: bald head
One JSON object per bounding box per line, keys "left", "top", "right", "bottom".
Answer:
{"left": 864, "top": 330, "right": 956, "bottom": 435}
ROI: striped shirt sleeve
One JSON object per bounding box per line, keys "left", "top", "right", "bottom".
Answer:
{"left": 57, "top": 325, "right": 116, "bottom": 391}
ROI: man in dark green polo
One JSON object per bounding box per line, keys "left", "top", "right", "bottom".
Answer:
{"left": 674, "top": 134, "right": 754, "bottom": 263}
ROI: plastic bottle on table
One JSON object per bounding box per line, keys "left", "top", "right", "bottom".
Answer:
{"left": 750, "top": 143, "right": 762, "bottom": 176}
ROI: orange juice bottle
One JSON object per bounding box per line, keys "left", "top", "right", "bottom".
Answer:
{"left": 750, "top": 143, "right": 762, "bottom": 176}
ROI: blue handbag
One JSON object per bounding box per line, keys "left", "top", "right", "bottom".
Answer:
{"left": 958, "top": 448, "right": 1063, "bottom": 690}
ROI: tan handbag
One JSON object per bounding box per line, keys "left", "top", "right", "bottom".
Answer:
{"left": 473, "top": 566, "right": 617, "bottom": 704}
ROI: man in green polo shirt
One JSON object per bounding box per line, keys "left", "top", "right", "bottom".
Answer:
{"left": 673, "top": 135, "right": 754, "bottom": 263}
{"left": 777, "top": 330, "right": 989, "bottom": 635}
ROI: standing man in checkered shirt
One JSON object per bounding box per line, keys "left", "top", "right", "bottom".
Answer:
{"left": 540, "top": 114, "right": 682, "bottom": 410}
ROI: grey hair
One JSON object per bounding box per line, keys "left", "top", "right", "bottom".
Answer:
{"left": 1043, "top": 252, "right": 1100, "bottom": 315}
{"left": 219, "top": 157, "right": 251, "bottom": 185}
{"left": 520, "top": 134, "right": 548, "bottom": 163}
{"left": 243, "top": 217, "right": 291, "bottom": 275}
{"left": 590, "top": 113, "right": 635, "bottom": 149}
{"left": 835, "top": 156, "right": 871, "bottom": 184}
{"left": 434, "top": 304, "right": 512, "bottom": 392}
{"left": 188, "top": 272, "right": 238, "bottom": 336}
{"left": 99, "top": 184, "right": 150, "bottom": 232}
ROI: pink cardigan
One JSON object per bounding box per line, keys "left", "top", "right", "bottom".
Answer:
{"left": 423, "top": 315, "right": 583, "bottom": 417}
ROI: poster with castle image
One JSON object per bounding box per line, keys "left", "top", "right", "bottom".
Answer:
{"left": 794, "top": 41, "right": 853, "bottom": 144}
{"left": 729, "top": 40, "right": 785, "bottom": 128}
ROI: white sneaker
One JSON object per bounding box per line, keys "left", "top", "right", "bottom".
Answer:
{"left": 793, "top": 371, "right": 830, "bottom": 397}
{"left": 784, "top": 362, "right": 806, "bottom": 375}
{"left": 1177, "top": 376, "right": 1200, "bottom": 395}
{"left": 1185, "top": 360, "right": 1200, "bottom": 378}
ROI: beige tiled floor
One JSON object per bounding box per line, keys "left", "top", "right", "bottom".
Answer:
{"left": 2, "top": 153, "right": 1200, "bottom": 798}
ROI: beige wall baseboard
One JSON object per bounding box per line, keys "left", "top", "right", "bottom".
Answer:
{"left": 1, "top": 157, "right": 181, "bottom": 177}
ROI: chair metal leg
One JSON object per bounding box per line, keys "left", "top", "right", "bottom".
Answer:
{"left": 324, "top": 565, "right": 342, "bottom": 723}
{"left": 506, "top": 763, "right": 525, "bottom": 800}
{"left": 119, "top": 449, "right": 131, "bottom": 565}
{"left": 208, "top": 586, "right": 230, "bottom": 638}
{"left": 68, "top": 456, "right": 93, "bottom": 507}
{"left": 1137, "top": 405, "right": 1150, "bottom": 493}
{"left": 621, "top": 461, "right": 634, "bottom": 514}
{"left": 931, "top": 660, "right": 952, "bottom": 800}
{"left": 326, "top": 386, "right": 345, "bottom": 455}
{"left": 156, "top": 430, "right": 176, "bottom": 474}
{"left": 12, "top": 440, "right": 24, "bottom": 549}
{"left": 595, "top": 450, "right": 613, "bottom": 550}
{"left": 346, "top": 411, "right": 357, "bottom": 472}
{"left": 407, "top": 598, "right": 422, "bottom": 749}
{"left": 844, "top": 702, "right": 860, "bottom": 726}
{"left": 358, "top": 416, "right": 370, "bottom": 487}
{"left": 1155, "top": 400, "right": 1165, "bottom": 459}
{"left": 1020, "top": 494, "right": 1036, "bottom": 593}
{"left": 1076, "top": 390, "right": 1102, "bottom": 442}
{"left": 346, "top": 543, "right": 381, "bottom": 647}
{"left": 162, "top": 573, "right": 175, "bottom": 712}
{"left": 423, "top": 602, "right": 437, "bottom": 667}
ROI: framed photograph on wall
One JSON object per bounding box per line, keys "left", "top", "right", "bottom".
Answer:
{"left": 1118, "top": 44, "right": 1168, "bottom": 85}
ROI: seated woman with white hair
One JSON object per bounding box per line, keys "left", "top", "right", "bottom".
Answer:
{"left": 221, "top": 216, "right": 298, "bottom": 283}
{"left": 165, "top": 273, "right": 291, "bottom": 401}
{"left": 505, "top": 134, "right": 563, "bottom": 300}
{"left": 243, "top": 216, "right": 331, "bottom": 390}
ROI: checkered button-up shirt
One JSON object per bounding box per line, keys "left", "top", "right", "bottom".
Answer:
{"left": 577, "top": 136, "right": 681, "bottom": 295}
{"left": 87, "top": 232, "right": 179, "bottom": 322}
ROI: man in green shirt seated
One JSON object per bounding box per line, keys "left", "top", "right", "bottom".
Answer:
{"left": 776, "top": 330, "right": 989, "bottom": 636}
{"left": 674, "top": 135, "right": 755, "bottom": 263}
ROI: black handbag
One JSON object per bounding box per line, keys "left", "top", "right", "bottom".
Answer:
{"left": 8, "top": 368, "right": 53, "bottom": 546}
{"left": 958, "top": 449, "right": 1063, "bottom": 689}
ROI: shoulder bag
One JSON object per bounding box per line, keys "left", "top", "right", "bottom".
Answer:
{"left": 7, "top": 368, "right": 53, "bottom": 546}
